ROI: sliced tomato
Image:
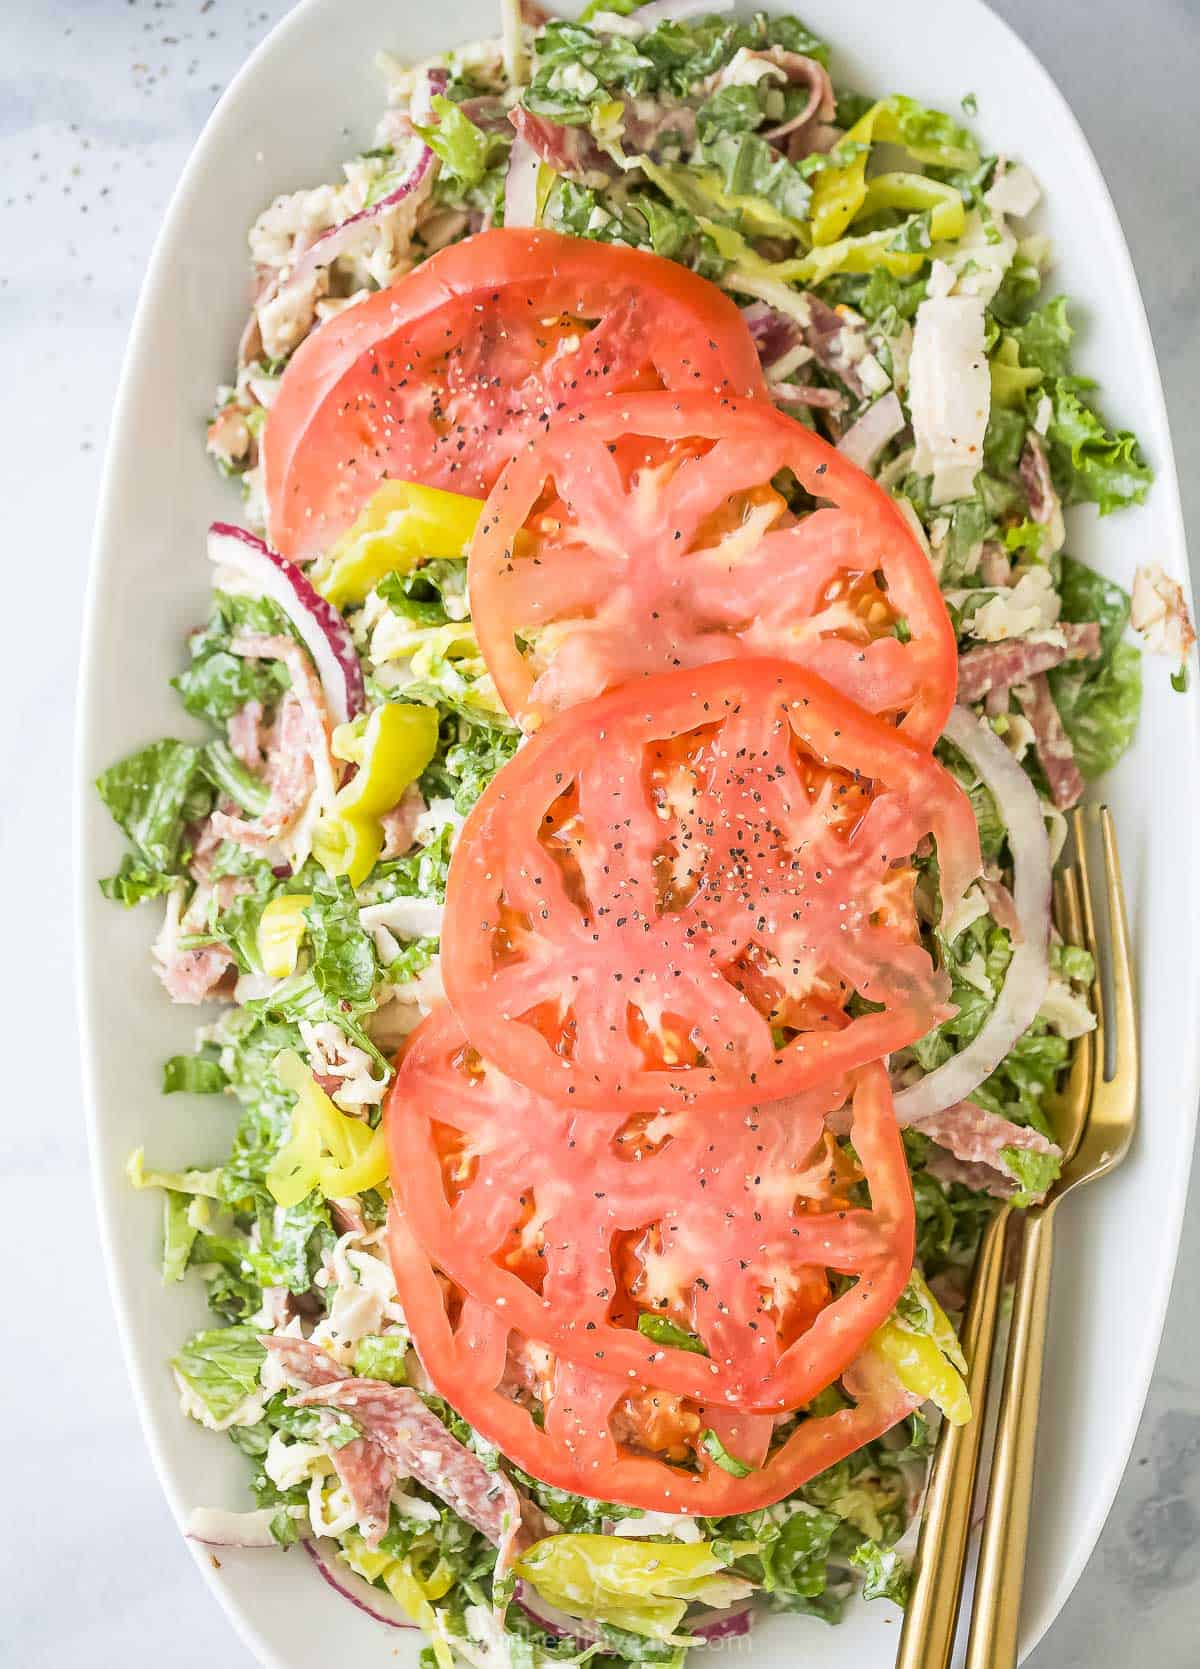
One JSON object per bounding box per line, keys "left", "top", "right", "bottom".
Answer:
{"left": 386, "top": 1010, "right": 914, "bottom": 1413}
{"left": 468, "top": 391, "right": 957, "bottom": 745}
{"left": 262, "top": 231, "right": 767, "bottom": 561}
{"left": 387, "top": 1206, "right": 921, "bottom": 1513}
{"left": 441, "top": 658, "right": 981, "bottom": 1113}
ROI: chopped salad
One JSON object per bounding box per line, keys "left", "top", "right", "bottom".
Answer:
{"left": 96, "top": 1, "right": 1192, "bottom": 1662}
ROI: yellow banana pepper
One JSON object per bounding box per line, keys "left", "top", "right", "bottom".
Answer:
{"left": 807, "top": 106, "right": 882, "bottom": 245}
{"left": 856, "top": 171, "right": 966, "bottom": 242}
{"left": 990, "top": 335, "right": 1044, "bottom": 408}
{"left": 516, "top": 1535, "right": 756, "bottom": 1640}
{"left": 315, "top": 481, "right": 484, "bottom": 610}
{"left": 871, "top": 1270, "right": 970, "bottom": 1426}
{"left": 313, "top": 701, "right": 439, "bottom": 888}
{"left": 256, "top": 893, "right": 313, "bottom": 979}
{"left": 265, "top": 1050, "right": 389, "bottom": 1207}
{"left": 341, "top": 1533, "right": 453, "bottom": 1669}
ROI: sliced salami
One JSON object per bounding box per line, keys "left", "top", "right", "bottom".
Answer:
{"left": 293, "top": 1379, "right": 533, "bottom": 1568}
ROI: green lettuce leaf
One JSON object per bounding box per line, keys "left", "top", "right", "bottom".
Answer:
{"left": 1046, "top": 384, "right": 1153, "bottom": 514}
{"left": 879, "top": 93, "right": 979, "bottom": 169}
{"left": 96, "top": 739, "right": 213, "bottom": 874}
{"left": 162, "top": 1052, "right": 228, "bottom": 1095}
{"left": 99, "top": 856, "right": 179, "bottom": 907}
{"left": 173, "top": 591, "right": 291, "bottom": 723}
{"left": 849, "top": 1540, "right": 910, "bottom": 1605}
{"left": 201, "top": 739, "right": 269, "bottom": 817}
{"left": 304, "top": 881, "right": 378, "bottom": 1005}
{"left": 162, "top": 1191, "right": 200, "bottom": 1283}
{"left": 1009, "top": 296, "right": 1073, "bottom": 378}
{"left": 173, "top": 1325, "right": 266, "bottom": 1422}
{"left": 1047, "top": 557, "right": 1141, "bottom": 776}
{"left": 126, "top": 1149, "right": 224, "bottom": 1197}
{"left": 699, "top": 131, "right": 813, "bottom": 225}
{"left": 414, "top": 96, "right": 498, "bottom": 191}
{"left": 377, "top": 559, "right": 469, "bottom": 626}
{"left": 355, "top": 1333, "right": 409, "bottom": 1384}
{"left": 697, "top": 83, "right": 765, "bottom": 142}
{"left": 637, "top": 1314, "right": 708, "bottom": 1354}
{"left": 1000, "top": 1145, "right": 1061, "bottom": 1205}
{"left": 1049, "top": 641, "right": 1142, "bottom": 779}
{"left": 1055, "top": 553, "right": 1131, "bottom": 659}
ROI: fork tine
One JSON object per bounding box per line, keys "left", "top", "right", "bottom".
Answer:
{"left": 1099, "top": 805, "right": 1137, "bottom": 1086}
{"left": 1060, "top": 865, "right": 1085, "bottom": 950}
{"left": 1052, "top": 863, "right": 1093, "bottom": 1159}
{"left": 1071, "top": 806, "right": 1106, "bottom": 1067}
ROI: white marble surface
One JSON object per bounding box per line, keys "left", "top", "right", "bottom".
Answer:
{"left": 1, "top": 1, "right": 1197, "bottom": 1664}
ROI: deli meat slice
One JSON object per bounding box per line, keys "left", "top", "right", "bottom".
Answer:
{"left": 957, "top": 622, "right": 1101, "bottom": 703}
{"left": 260, "top": 1338, "right": 391, "bottom": 1545}
{"left": 925, "top": 1149, "right": 1016, "bottom": 1199}
{"left": 294, "top": 1379, "right": 533, "bottom": 1567}
{"left": 261, "top": 1334, "right": 348, "bottom": 1390}
{"left": 904, "top": 1098, "right": 1061, "bottom": 1201}
{"left": 509, "top": 106, "right": 611, "bottom": 185}
{"left": 330, "top": 1436, "right": 396, "bottom": 1548}
{"left": 1018, "top": 672, "right": 1086, "bottom": 809}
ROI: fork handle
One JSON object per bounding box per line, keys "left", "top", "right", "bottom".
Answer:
{"left": 895, "top": 1204, "right": 1009, "bottom": 1669}
{"left": 964, "top": 1204, "right": 1057, "bottom": 1669}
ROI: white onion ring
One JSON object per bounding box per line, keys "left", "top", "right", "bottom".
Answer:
{"left": 894, "top": 706, "right": 1052, "bottom": 1123}
{"left": 207, "top": 523, "right": 365, "bottom": 726}
{"left": 302, "top": 1539, "right": 416, "bottom": 1628}
{"left": 503, "top": 133, "right": 542, "bottom": 228}
{"left": 836, "top": 390, "right": 905, "bottom": 472}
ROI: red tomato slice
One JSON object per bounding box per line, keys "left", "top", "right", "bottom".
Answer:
{"left": 468, "top": 391, "right": 957, "bottom": 746}
{"left": 387, "top": 1204, "right": 922, "bottom": 1513}
{"left": 441, "top": 658, "right": 981, "bottom": 1113}
{"left": 386, "top": 1009, "right": 915, "bottom": 1414}
{"left": 262, "top": 231, "right": 767, "bottom": 561}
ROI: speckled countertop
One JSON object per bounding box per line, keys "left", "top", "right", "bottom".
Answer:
{"left": 1, "top": 2, "right": 1196, "bottom": 1663}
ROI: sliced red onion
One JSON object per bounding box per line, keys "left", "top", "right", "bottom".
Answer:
{"left": 690, "top": 1603, "right": 756, "bottom": 1642}
{"left": 186, "top": 1506, "right": 293, "bottom": 1549}
{"left": 633, "top": 0, "right": 734, "bottom": 25}
{"left": 760, "top": 52, "right": 836, "bottom": 144}
{"left": 504, "top": 133, "right": 542, "bottom": 228}
{"left": 836, "top": 391, "right": 906, "bottom": 473}
{"left": 302, "top": 1539, "right": 416, "bottom": 1628}
{"left": 894, "top": 707, "right": 1052, "bottom": 1123}
{"left": 411, "top": 67, "right": 450, "bottom": 127}
{"left": 207, "top": 523, "right": 365, "bottom": 726}
{"left": 740, "top": 301, "right": 805, "bottom": 373}
{"left": 514, "top": 1582, "right": 603, "bottom": 1645}
{"left": 285, "top": 144, "right": 435, "bottom": 291}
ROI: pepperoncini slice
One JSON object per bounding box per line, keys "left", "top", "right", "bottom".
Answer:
{"left": 856, "top": 171, "right": 966, "bottom": 242}
{"left": 515, "top": 1536, "right": 757, "bottom": 1640}
{"left": 807, "top": 105, "right": 882, "bottom": 246}
{"left": 341, "top": 1534, "right": 454, "bottom": 1669}
{"left": 256, "top": 893, "right": 314, "bottom": 979}
{"left": 871, "top": 1270, "right": 971, "bottom": 1426}
{"left": 265, "top": 1050, "right": 389, "bottom": 1207}
{"left": 315, "top": 481, "right": 484, "bottom": 609}
{"left": 990, "top": 335, "right": 1044, "bottom": 408}
{"left": 313, "top": 701, "right": 439, "bottom": 888}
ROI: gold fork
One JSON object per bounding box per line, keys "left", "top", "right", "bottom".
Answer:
{"left": 963, "top": 805, "right": 1138, "bottom": 1666}
{"left": 895, "top": 805, "right": 1135, "bottom": 1669}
